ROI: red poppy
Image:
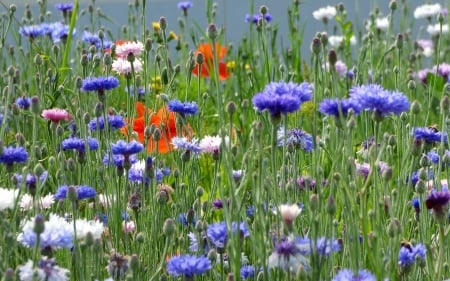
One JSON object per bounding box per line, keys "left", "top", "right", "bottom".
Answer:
{"left": 121, "top": 102, "right": 192, "bottom": 153}
{"left": 192, "top": 42, "right": 229, "bottom": 81}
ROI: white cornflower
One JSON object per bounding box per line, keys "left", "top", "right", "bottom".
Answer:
{"left": 375, "top": 17, "right": 389, "bottom": 31}
{"left": 427, "top": 23, "right": 449, "bottom": 36}
{"left": 416, "top": 39, "right": 433, "bottom": 57}
{"left": 0, "top": 188, "right": 19, "bottom": 210}
{"left": 20, "top": 193, "right": 55, "bottom": 211}
{"left": 312, "top": 5, "right": 337, "bottom": 21}
{"left": 75, "top": 219, "right": 104, "bottom": 240}
{"left": 414, "top": 3, "right": 442, "bottom": 19}
{"left": 111, "top": 57, "right": 143, "bottom": 75}
{"left": 328, "top": 35, "right": 357, "bottom": 47}
{"left": 278, "top": 204, "right": 302, "bottom": 225}
{"left": 199, "top": 135, "right": 229, "bottom": 156}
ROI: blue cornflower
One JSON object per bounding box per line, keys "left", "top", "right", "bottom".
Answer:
{"left": 15, "top": 97, "right": 32, "bottom": 109}
{"left": 88, "top": 115, "right": 126, "bottom": 131}
{"left": 178, "top": 211, "right": 197, "bottom": 226}
{"left": 413, "top": 127, "right": 448, "bottom": 144}
{"left": 168, "top": 99, "right": 199, "bottom": 116}
{"left": 332, "top": 268, "right": 376, "bottom": 281}
{"left": 410, "top": 169, "right": 433, "bottom": 187}
{"left": 427, "top": 150, "right": 440, "bottom": 164}
{"left": 111, "top": 140, "right": 143, "bottom": 156}
{"left": 51, "top": 23, "right": 74, "bottom": 43}
{"left": 55, "top": 3, "right": 73, "bottom": 12}
{"left": 245, "top": 13, "right": 272, "bottom": 24}
{"left": 319, "top": 98, "right": 361, "bottom": 117}
{"left": 268, "top": 239, "right": 309, "bottom": 273}
{"left": 128, "top": 167, "right": 166, "bottom": 184}
{"left": 0, "top": 146, "right": 28, "bottom": 166}
{"left": 103, "top": 153, "right": 138, "bottom": 168}
{"left": 81, "top": 76, "right": 120, "bottom": 93}
{"left": 412, "top": 198, "right": 420, "bottom": 212}
{"left": 54, "top": 185, "right": 97, "bottom": 200}
{"left": 349, "top": 84, "right": 410, "bottom": 117}
{"left": 166, "top": 255, "right": 211, "bottom": 278}
{"left": 206, "top": 221, "right": 249, "bottom": 249}
{"left": 240, "top": 265, "right": 255, "bottom": 279}
{"left": 187, "top": 232, "right": 199, "bottom": 252}
{"left": 61, "top": 137, "right": 98, "bottom": 152}
{"left": 126, "top": 86, "right": 145, "bottom": 97}
{"left": 19, "top": 25, "right": 44, "bottom": 38}
{"left": 18, "top": 214, "right": 73, "bottom": 249}
{"left": 398, "top": 243, "right": 426, "bottom": 267}
{"left": 177, "top": 1, "right": 193, "bottom": 12}
{"left": 172, "top": 137, "right": 202, "bottom": 155}
{"left": 295, "top": 237, "right": 341, "bottom": 256}
{"left": 14, "top": 171, "right": 48, "bottom": 189}
{"left": 252, "top": 81, "right": 313, "bottom": 116}
{"left": 277, "top": 127, "right": 314, "bottom": 152}
{"left": 246, "top": 205, "right": 255, "bottom": 218}
{"left": 81, "top": 30, "right": 102, "bottom": 47}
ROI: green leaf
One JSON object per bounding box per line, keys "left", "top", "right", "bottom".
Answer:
{"left": 426, "top": 73, "right": 445, "bottom": 92}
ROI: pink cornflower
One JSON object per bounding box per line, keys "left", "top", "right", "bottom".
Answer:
{"left": 41, "top": 108, "right": 72, "bottom": 123}
{"left": 122, "top": 220, "right": 136, "bottom": 233}
{"left": 111, "top": 58, "right": 143, "bottom": 75}
{"left": 115, "top": 41, "right": 144, "bottom": 58}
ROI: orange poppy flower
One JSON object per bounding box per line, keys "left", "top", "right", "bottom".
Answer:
{"left": 192, "top": 42, "right": 229, "bottom": 81}
{"left": 121, "top": 102, "right": 191, "bottom": 153}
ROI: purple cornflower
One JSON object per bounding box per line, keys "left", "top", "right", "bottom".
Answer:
{"left": 277, "top": 127, "right": 314, "bottom": 152}
{"left": 15, "top": 97, "right": 32, "bottom": 110}
{"left": 55, "top": 3, "right": 73, "bottom": 12}
{"left": 319, "top": 98, "right": 361, "bottom": 117}
{"left": 54, "top": 185, "right": 97, "bottom": 200}
{"left": 412, "top": 127, "right": 448, "bottom": 144}
{"left": 0, "top": 146, "right": 28, "bottom": 166}
{"left": 245, "top": 13, "right": 273, "bottom": 24}
{"left": 332, "top": 268, "right": 376, "bottom": 281}
{"left": 425, "top": 189, "right": 450, "bottom": 212}
{"left": 19, "top": 257, "right": 70, "bottom": 281}
{"left": 81, "top": 76, "right": 120, "bottom": 96}
{"left": 172, "top": 137, "right": 202, "bottom": 155}
{"left": 19, "top": 25, "right": 45, "bottom": 38}
{"left": 111, "top": 140, "right": 143, "bottom": 156}
{"left": 297, "top": 176, "right": 317, "bottom": 191}
{"left": 349, "top": 84, "right": 410, "bottom": 118}
{"left": 88, "top": 115, "right": 126, "bottom": 131}
{"left": 252, "top": 81, "right": 313, "bottom": 117}
{"left": 167, "top": 255, "right": 211, "bottom": 278}
{"left": 398, "top": 243, "right": 426, "bottom": 267}
{"left": 168, "top": 99, "right": 199, "bottom": 116}
{"left": 240, "top": 265, "right": 256, "bottom": 279}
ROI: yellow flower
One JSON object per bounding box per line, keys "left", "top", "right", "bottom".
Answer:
{"left": 151, "top": 76, "right": 162, "bottom": 92}
{"left": 152, "top": 22, "right": 161, "bottom": 32}
{"left": 168, "top": 31, "right": 178, "bottom": 41}
{"left": 245, "top": 63, "right": 251, "bottom": 71}
{"left": 226, "top": 61, "right": 236, "bottom": 71}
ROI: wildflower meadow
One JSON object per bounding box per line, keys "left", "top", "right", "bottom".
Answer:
{"left": 1, "top": 0, "right": 450, "bottom": 280}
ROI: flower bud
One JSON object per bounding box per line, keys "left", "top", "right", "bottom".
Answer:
{"left": 163, "top": 218, "right": 175, "bottom": 236}
{"left": 207, "top": 23, "right": 218, "bottom": 40}
{"left": 33, "top": 214, "right": 45, "bottom": 234}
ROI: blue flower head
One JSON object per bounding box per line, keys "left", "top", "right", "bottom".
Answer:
{"left": 51, "top": 23, "right": 75, "bottom": 43}
{"left": 81, "top": 76, "right": 120, "bottom": 93}
{"left": 19, "top": 25, "right": 45, "bottom": 38}
{"left": 15, "top": 97, "right": 32, "bottom": 109}
{"left": 332, "top": 268, "right": 376, "bottom": 281}
{"left": 319, "top": 98, "right": 361, "bottom": 117}
{"left": 111, "top": 140, "right": 144, "bottom": 156}
{"left": 277, "top": 127, "right": 314, "bottom": 152}
{"left": 252, "top": 81, "right": 313, "bottom": 116}
{"left": 54, "top": 185, "right": 97, "bottom": 200}
{"left": 0, "top": 146, "right": 28, "bottom": 166}
{"left": 88, "top": 115, "right": 126, "bottom": 131}
{"left": 413, "top": 127, "right": 448, "bottom": 144}
{"left": 168, "top": 99, "right": 199, "bottom": 116}
{"left": 177, "top": 1, "right": 193, "bottom": 12}
{"left": 349, "top": 84, "right": 409, "bottom": 117}
{"left": 55, "top": 3, "right": 74, "bottom": 12}
{"left": 398, "top": 243, "right": 426, "bottom": 267}
{"left": 103, "top": 153, "right": 138, "bottom": 168}
{"left": 167, "top": 255, "right": 211, "bottom": 278}
{"left": 240, "top": 265, "right": 256, "bottom": 279}
{"left": 245, "top": 13, "right": 272, "bottom": 24}
{"left": 172, "top": 137, "right": 202, "bottom": 155}
{"left": 81, "top": 31, "right": 102, "bottom": 47}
